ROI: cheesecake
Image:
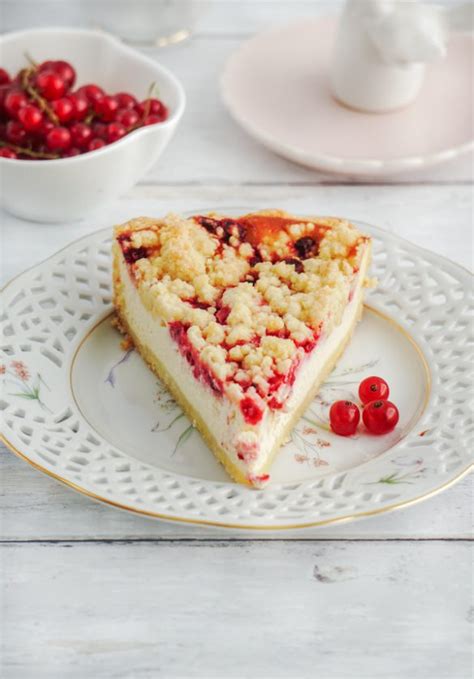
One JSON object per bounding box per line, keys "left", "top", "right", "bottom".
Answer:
{"left": 112, "top": 210, "right": 372, "bottom": 488}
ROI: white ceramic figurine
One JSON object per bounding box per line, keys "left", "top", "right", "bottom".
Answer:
{"left": 331, "top": 0, "right": 474, "bottom": 113}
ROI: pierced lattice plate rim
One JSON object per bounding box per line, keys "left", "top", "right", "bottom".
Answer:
{"left": 1, "top": 216, "right": 473, "bottom": 529}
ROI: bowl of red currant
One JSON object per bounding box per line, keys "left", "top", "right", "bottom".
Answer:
{"left": 0, "top": 28, "right": 185, "bottom": 222}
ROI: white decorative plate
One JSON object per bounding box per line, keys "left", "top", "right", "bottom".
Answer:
{"left": 221, "top": 17, "right": 474, "bottom": 176}
{"left": 1, "top": 212, "right": 473, "bottom": 529}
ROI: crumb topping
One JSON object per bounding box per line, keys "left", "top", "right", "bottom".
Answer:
{"left": 115, "top": 210, "right": 370, "bottom": 423}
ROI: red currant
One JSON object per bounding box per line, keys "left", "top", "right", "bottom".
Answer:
{"left": 106, "top": 121, "right": 126, "bottom": 143}
{"left": 51, "top": 97, "right": 74, "bottom": 123}
{"left": 115, "top": 108, "right": 139, "bottom": 128}
{"left": 115, "top": 92, "right": 137, "bottom": 109}
{"left": 362, "top": 400, "right": 399, "bottom": 435}
{"left": 38, "top": 60, "right": 55, "bottom": 71}
{"left": 143, "top": 114, "right": 165, "bottom": 126}
{"left": 50, "top": 60, "right": 76, "bottom": 88}
{"left": 358, "top": 376, "right": 390, "bottom": 405}
{"left": 0, "top": 84, "right": 10, "bottom": 112}
{"left": 91, "top": 122, "right": 107, "bottom": 139}
{"left": 6, "top": 120, "right": 27, "bottom": 145}
{"left": 70, "top": 122, "right": 92, "bottom": 148}
{"left": 329, "top": 400, "right": 360, "bottom": 436}
{"left": 4, "top": 89, "right": 28, "bottom": 117}
{"left": 0, "top": 69, "right": 11, "bottom": 86}
{"left": 157, "top": 103, "right": 168, "bottom": 119}
{"left": 17, "top": 105, "right": 43, "bottom": 132}
{"left": 68, "top": 92, "right": 88, "bottom": 121}
{"left": 0, "top": 56, "right": 169, "bottom": 162}
{"left": 11, "top": 68, "right": 27, "bottom": 86}
{"left": 46, "top": 126, "right": 72, "bottom": 151}
{"left": 39, "top": 119, "right": 55, "bottom": 137}
{"left": 239, "top": 397, "right": 264, "bottom": 425}
{"left": 94, "top": 95, "right": 119, "bottom": 122}
{"left": 0, "top": 146, "right": 17, "bottom": 158}
{"left": 138, "top": 98, "right": 167, "bottom": 119}
{"left": 76, "top": 84, "right": 104, "bottom": 104}
{"left": 36, "top": 71, "right": 67, "bottom": 100}
{"left": 32, "top": 143, "right": 48, "bottom": 155}
{"left": 88, "top": 137, "right": 106, "bottom": 151}
{"left": 62, "top": 147, "right": 81, "bottom": 157}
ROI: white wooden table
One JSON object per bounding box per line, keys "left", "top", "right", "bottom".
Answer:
{"left": 1, "top": 3, "right": 473, "bottom": 678}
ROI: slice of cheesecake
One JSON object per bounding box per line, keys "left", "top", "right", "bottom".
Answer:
{"left": 112, "top": 210, "right": 372, "bottom": 488}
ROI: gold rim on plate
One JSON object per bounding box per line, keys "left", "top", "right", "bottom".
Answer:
{"left": 1, "top": 222, "right": 472, "bottom": 529}
{"left": 1, "top": 432, "right": 472, "bottom": 530}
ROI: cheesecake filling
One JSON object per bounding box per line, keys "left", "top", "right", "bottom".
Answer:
{"left": 113, "top": 210, "right": 372, "bottom": 487}
{"left": 116, "top": 245, "right": 369, "bottom": 486}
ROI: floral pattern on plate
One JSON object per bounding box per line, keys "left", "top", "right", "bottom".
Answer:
{"left": 1, "top": 216, "right": 472, "bottom": 528}
{"left": 1, "top": 360, "right": 51, "bottom": 412}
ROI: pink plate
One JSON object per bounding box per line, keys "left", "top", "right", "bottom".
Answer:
{"left": 221, "top": 17, "right": 474, "bottom": 176}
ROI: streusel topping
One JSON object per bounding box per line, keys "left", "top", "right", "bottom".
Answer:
{"left": 115, "top": 210, "right": 369, "bottom": 423}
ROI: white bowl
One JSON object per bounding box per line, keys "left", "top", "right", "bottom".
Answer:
{"left": 0, "top": 28, "right": 186, "bottom": 222}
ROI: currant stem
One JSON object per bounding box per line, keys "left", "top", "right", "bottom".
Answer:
{"left": 24, "top": 52, "right": 38, "bottom": 68}
{"left": 0, "top": 140, "right": 59, "bottom": 160}
{"left": 130, "top": 81, "right": 158, "bottom": 132}
{"left": 21, "top": 67, "right": 60, "bottom": 125}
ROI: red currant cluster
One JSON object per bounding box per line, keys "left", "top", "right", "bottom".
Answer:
{"left": 0, "top": 58, "right": 168, "bottom": 160}
{"left": 329, "top": 376, "right": 399, "bottom": 437}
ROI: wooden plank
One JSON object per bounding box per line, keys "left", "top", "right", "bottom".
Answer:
{"left": 1, "top": 540, "right": 472, "bottom": 678}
